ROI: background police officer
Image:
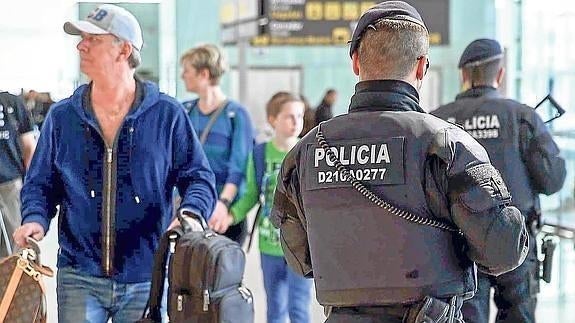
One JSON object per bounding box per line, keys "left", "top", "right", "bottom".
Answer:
{"left": 0, "top": 91, "right": 36, "bottom": 257}
{"left": 271, "top": 2, "right": 529, "bottom": 323}
{"left": 433, "top": 38, "right": 566, "bottom": 323}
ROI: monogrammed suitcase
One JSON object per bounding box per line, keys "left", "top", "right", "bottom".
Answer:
{"left": 0, "top": 236, "right": 53, "bottom": 323}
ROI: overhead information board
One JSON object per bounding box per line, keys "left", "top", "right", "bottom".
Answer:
{"left": 248, "top": 0, "right": 449, "bottom": 46}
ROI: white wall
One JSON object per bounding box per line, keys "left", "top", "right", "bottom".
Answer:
{"left": 0, "top": 1, "right": 79, "bottom": 99}
{"left": 0, "top": 0, "right": 171, "bottom": 100}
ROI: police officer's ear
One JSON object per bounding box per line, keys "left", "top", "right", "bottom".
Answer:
{"left": 460, "top": 68, "right": 475, "bottom": 91}
{"left": 495, "top": 66, "right": 506, "bottom": 88}
{"left": 351, "top": 51, "right": 360, "bottom": 76}
{"left": 415, "top": 55, "right": 428, "bottom": 81}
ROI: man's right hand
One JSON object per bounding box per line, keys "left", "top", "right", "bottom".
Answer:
{"left": 13, "top": 223, "right": 45, "bottom": 247}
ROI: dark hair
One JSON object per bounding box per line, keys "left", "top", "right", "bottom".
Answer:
{"left": 325, "top": 89, "right": 336, "bottom": 96}
{"left": 462, "top": 58, "right": 502, "bottom": 86}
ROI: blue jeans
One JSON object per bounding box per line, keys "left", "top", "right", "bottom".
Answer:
{"left": 57, "top": 267, "right": 151, "bottom": 323}
{"left": 260, "top": 253, "right": 313, "bottom": 323}
{"left": 462, "top": 233, "right": 539, "bottom": 323}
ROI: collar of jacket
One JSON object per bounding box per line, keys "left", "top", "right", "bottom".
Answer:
{"left": 348, "top": 80, "right": 425, "bottom": 114}
{"left": 70, "top": 77, "right": 160, "bottom": 127}
{"left": 83, "top": 77, "right": 145, "bottom": 121}
{"left": 456, "top": 86, "right": 501, "bottom": 100}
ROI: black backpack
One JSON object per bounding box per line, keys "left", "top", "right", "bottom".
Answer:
{"left": 141, "top": 211, "right": 254, "bottom": 323}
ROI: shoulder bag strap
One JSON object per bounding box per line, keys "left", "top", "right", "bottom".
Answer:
{"left": 246, "top": 143, "right": 267, "bottom": 252}
{"left": 199, "top": 100, "right": 229, "bottom": 145}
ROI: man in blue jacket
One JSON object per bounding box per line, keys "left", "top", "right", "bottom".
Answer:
{"left": 13, "top": 4, "right": 216, "bottom": 322}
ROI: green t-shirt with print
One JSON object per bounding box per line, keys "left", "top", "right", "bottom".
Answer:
{"left": 230, "top": 141, "right": 287, "bottom": 256}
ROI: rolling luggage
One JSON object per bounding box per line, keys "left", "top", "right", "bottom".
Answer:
{"left": 141, "top": 210, "right": 254, "bottom": 323}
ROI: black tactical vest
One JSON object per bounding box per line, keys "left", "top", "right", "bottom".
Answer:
{"left": 298, "top": 81, "right": 475, "bottom": 306}
{"left": 433, "top": 87, "right": 537, "bottom": 214}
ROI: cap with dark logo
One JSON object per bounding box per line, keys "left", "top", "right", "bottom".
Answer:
{"left": 349, "top": 1, "right": 427, "bottom": 57}
{"left": 458, "top": 38, "right": 503, "bottom": 68}
{"left": 63, "top": 4, "right": 143, "bottom": 51}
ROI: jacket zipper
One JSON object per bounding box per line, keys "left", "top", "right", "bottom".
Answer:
{"left": 104, "top": 147, "right": 113, "bottom": 275}
{"left": 85, "top": 120, "right": 116, "bottom": 277}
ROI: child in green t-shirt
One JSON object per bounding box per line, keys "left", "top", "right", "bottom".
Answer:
{"left": 224, "top": 92, "right": 312, "bottom": 323}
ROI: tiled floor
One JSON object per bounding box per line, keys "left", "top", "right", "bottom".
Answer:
{"left": 37, "top": 215, "right": 574, "bottom": 322}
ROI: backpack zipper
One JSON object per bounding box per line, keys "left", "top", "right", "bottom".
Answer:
{"left": 203, "top": 289, "right": 210, "bottom": 311}
{"left": 177, "top": 295, "right": 183, "bottom": 312}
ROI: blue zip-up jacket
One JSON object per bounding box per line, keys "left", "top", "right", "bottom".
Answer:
{"left": 21, "top": 80, "right": 217, "bottom": 283}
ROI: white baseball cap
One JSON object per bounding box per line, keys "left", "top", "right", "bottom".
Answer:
{"left": 64, "top": 4, "right": 143, "bottom": 51}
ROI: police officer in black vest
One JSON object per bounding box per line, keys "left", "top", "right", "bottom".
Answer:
{"left": 270, "top": 2, "right": 529, "bottom": 323}
{"left": 432, "top": 39, "right": 566, "bottom": 323}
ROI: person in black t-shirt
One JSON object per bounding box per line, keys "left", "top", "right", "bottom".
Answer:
{"left": 0, "top": 91, "right": 36, "bottom": 257}
{"left": 314, "top": 89, "right": 338, "bottom": 124}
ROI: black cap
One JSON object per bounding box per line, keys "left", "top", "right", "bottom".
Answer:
{"left": 458, "top": 38, "right": 504, "bottom": 68}
{"left": 349, "top": 1, "right": 427, "bottom": 57}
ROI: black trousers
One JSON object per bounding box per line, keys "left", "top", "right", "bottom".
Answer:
{"left": 325, "top": 306, "right": 406, "bottom": 323}
{"left": 462, "top": 232, "right": 539, "bottom": 323}
{"left": 325, "top": 297, "right": 465, "bottom": 323}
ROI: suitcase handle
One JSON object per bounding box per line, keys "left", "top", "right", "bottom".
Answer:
{"left": 17, "top": 237, "right": 42, "bottom": 263}
{"left": 25, "top": 237, "right": 41, "bottom": 255}
{"left": 177, "top": 209, "right": 208, "bottom": 232}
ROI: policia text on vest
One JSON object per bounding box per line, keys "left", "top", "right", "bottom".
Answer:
{"left": 446, "top": 115, "right": 500, "bottom": 139}
{"left": 307, "top": 138, "right": 404, "bottom": 190}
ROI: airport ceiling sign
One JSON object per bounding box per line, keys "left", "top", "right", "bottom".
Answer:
{"left": 243, "top": 0, "right": 449, "bottom": 46}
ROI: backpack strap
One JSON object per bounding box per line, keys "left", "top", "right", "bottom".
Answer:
{"left": 253, "top": 142, "right": 267, "bottom": 196}
{"left": 246, "top": 142, "right": 267, "bottom": 252}
{"left": 140, "top": 229, "right": 181, "bottom": 322}
{"left": 200, "top": 100, "right": 229, "bottom": 145}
